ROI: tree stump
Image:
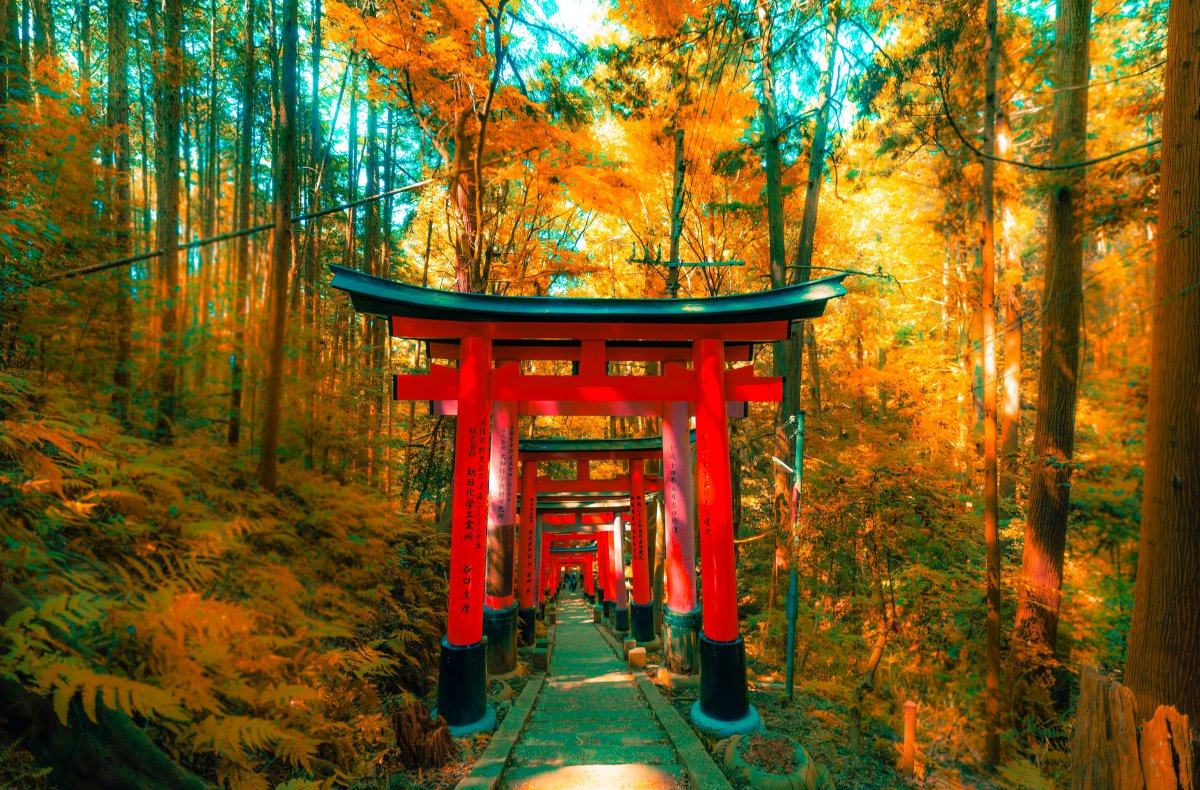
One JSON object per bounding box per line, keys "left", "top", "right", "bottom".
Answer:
{"left": 391, "top": 700, "right": 454, "bottom": 768}
{"left": 1070, "top": 666, "right": 1194, "bottom": 790}
{"left": 1072, "top": 667, "right": 1144, "bottom": 790}
{"left": 1140, "top": 706, "right": 1193, "bottom": 790}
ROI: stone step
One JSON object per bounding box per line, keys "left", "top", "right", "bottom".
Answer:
{"left": 530, "top": 705, "right": 652, "bottom": 724}
{"left": 518, "top": 727, "right": 667, "bottom": 748}
{"left": 501, "top": 763, "right": 687, "bottom": 789}
{"left": 510, "top": 742, "right": 679, "bottom": 767}
{"left": 526, "top": 715, "right": 661, "bottom": 735}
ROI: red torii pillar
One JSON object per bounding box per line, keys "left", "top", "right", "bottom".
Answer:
{"left": 517, "top": 461, "right": 538, "bottom": 644}
{"left": 483, "top": 391, "right": 519, "bottom": 675}
{"left": 438, "top": 336, "right": 495, "bottom": 735}
{"left": 662, "top": 392, "right": 700, "bottom": 675}
{"left": 597, "top": 527, "right": 612, "bottom": 618}
{"left": 610, "top": 516, "right": 630, "bottom": 634}
{"left": 628, "top": 461, "right": 655, "bottom": 643}
{"left": 692, "top": 338, "right": 760, "bottom": 735}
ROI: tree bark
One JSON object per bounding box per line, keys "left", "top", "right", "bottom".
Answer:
{"left": 1123, "top": 0, "right": 1200, "bottom": 736}
{"left": 257, "top": 0, "right": 297, "bottom": 492}
{"left": 756, "top": 0, "right": 796, "bottom": 545}
{"left": 998, "top": 110, "right": 1022, "bottom": 502}
{"left": 980, "top": 0, "right": 1002, "bottom": 765}
{"left": 1070, "top": 667, "right": 1145, "bottom": 790}
{"left": 228, "top": 0, "right": 255, "bottom": 446}
{"left": 107, "top": 0, "right": 132, "bottom": 429}
{"left": 151, "top": 0, "right": 183, "bottom": 444}
{"left": 1014, "top": 0, "right": 1090, "bottom": 657}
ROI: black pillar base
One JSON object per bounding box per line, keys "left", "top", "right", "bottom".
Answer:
{"left": 630, "top": 603, "right": 655, "bottom": 642}
{"left": 691, "top": 634, "right": 761, "bottom": 736}
{"left": 664, "top": 606, "right": 702, "bottom": 675}
{"left": 613, "top": 606, "right": 630, "bottom": 634}
{"left": 434, "top": 637, "right": 496, "bottom": 737}
{"left": 603, "top": 599, "right": 614, "bottom": 619}
{"left": 517, "top": 607, "right": 536, "bottom": 647}
{"left": 483, "top": 603, "right": 519, "bottom": 675}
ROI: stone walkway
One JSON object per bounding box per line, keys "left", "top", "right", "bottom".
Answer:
{"left": 499, "top": 596, "right": 688, "bottom": 789}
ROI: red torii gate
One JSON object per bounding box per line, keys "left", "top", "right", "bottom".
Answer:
{"left": 517, "top": 440, "right": 667, "bottom": 645}
{"left": 331, "top": 264, "right": 847, "bottom": 738}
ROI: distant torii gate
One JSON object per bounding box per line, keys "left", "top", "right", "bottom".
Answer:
{"left": 331, "top": 264, "right": 847, "bottom": 738}
{"left": 517, "top": 438, "right": 667, "bottom": 645}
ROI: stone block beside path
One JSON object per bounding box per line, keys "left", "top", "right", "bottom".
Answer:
{"left": 628, "top": 647, "right": 647, "bottom": 670}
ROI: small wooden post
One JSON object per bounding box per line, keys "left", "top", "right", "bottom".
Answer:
{"left": 899, "top": 700, "right": 917, "bottom": 778}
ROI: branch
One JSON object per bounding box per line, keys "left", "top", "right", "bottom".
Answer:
{"left": 937, "top": 76, "right": 1159, "bottom": 172}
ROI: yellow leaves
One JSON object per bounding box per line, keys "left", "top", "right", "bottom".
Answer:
{"left": 193, "top": 714, "right": 318, "bottom": 771}
{"left": 38, "top": 660, "right": 188, "bottom": 725}
{"left": 0, "top": 371, "right": 451, "bottom": 784}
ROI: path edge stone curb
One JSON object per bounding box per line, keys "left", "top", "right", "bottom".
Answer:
{"left": 454, "top": 674, "right": 545, "bottom": 790}
{"left": 594, "top": 622, "right": 733, "bottom": 790}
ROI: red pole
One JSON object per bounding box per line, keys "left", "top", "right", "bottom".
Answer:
{"left": 598, "top": 530, "right": 610, "bottom": 600}
{"left": 630, "top": 460, "right": 651, "bottom": 605}
{"left": 518, "top": 461, "right": 537, "bottom": 611}
{"left": 611, "top": 515, "right": 629, "bottom": 609}
{"left": 446, "top": 336, "right": 492, "bottom": 646}
{"left": 694, "top": 339, "right": 738, "bottom": 642}
{"left": 585, "top": 558, "right": 595, "bottom": 594}
{"left": 662, "top": 393, "right": 698, "bottom": 612}
{"left": 484, "top": 393, "right": 518, "bottom": 611}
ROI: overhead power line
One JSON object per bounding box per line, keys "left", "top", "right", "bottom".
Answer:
{"left": 50, "top": 178, "right": 434, "bottom": 282}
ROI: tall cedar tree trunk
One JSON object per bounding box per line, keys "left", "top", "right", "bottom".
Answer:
{"left": 997, "top": 111, "right": 1022, "bottom": 501}
{"left": 303, "top": 0, "right": 321, "bottom": 468}
{"left": 1014, "top": 0, "right": 1090, "bottom": 656}
{"left": 257, "top": 0, "right": 296, "bottom": 491}
{"left": 107, "top": 0, "right": 132, "bottom": 427}
{"left": 228, "top": 0, "right": 255, "bottom": 446}
{"left": 756, "top": 0, "right": 791, "bottom": 536}
{"left": 363, "top": 99, "right": 383, "bottom": 485}
{"left": 195, "top": 0, "right": 219, "bottom": 394}
{"left": 1123, "top": 0, "right": 1200, "bottom": 730}
{"left": 761, "top": 0, "right": 838, "bottom": 585}
{"left": 792, "top": 11, "right": 838, "bottom": 420}
{"left": 31, "top": 0, "right": 52, "bottom": 61}
{"left": 151, "top": 0, "right": 183, "bottom": 443}
{"left": 980, "top": 0, "right": 1002, "bottom": 765}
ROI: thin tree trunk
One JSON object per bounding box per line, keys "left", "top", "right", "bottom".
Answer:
{"left": 107, "top": 0, "right": 132, "bottom": 428}
{"left": 980, "top": 0, "right": 1002, "bottom": 765}
{"left": 1014, "top": 0, "right": 1091, "bottom": 658}
{"left": 344, "top": 75, "right": 357, "bottom": 270}
{"left": 257, "top": 0, "right": 297, "bottom": 492}
{"left": 195, "top": 0, "right": 219, "bottom": 396}
{"left": 228, "top": 0, "right": 255, "bottom": 446}
{"left": 31, "top": 0, "right": 52, "bottom": 61}
{"left": 756, "top": 0, "right": 795, "bottom": 544}
{"left": 1123, "top": 0, "right": 1200, "bottom": 732}
{"left": 998, "top": 111, "right": 1022, "bottom": 502}
{"left": 151, "top": 0, "right": 183, "bottom": 443}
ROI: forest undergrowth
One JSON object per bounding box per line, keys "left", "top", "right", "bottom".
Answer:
{"left": 0, "top": 370, "right": 449, "bottom": 789}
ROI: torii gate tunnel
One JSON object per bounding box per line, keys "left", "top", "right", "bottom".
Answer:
{"left": 331, "top": 265, "right": 847, "bottom": 738}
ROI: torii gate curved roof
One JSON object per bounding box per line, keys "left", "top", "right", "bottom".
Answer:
{"left": 330, "top": 265, "right": 847, "bottom": 326}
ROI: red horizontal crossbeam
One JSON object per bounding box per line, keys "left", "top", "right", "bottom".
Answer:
{"left": 426, "top": 341, "right": 754, "bottom": 364}
{"left": 543, "top": 532, "right": 597, "bottom": 543}
{"left": 534, "top": 476, "right": 662, "bottom": 494}
{"left": 396, "top": 366, "right": 780, "bottom": 408}
{"left": 541, "top": 513, "right": 616, "bottom": 526}
{"left": 392, "top": 317, "right": 790, "bottom": 343}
